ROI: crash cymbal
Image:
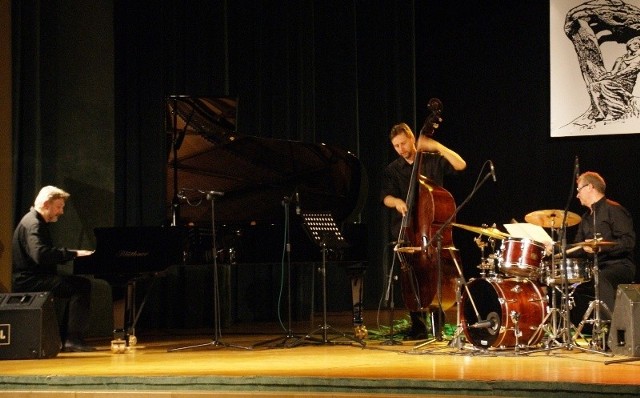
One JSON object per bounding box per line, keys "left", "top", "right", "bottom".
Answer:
{"left": 524, "top": 209, "right": 581, "bottom": 228}
{"left": 451, "top": 223, "right": 510, "bottom": 239}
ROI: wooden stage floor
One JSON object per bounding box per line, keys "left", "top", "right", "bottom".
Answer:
{"left": 1, "top": 314, "right": 639, "bottom": 397}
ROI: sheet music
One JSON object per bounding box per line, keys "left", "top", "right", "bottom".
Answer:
{"left": 503, "top": 223, "right": 553, "bottom": 244}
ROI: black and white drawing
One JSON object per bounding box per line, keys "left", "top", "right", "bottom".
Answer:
{"left": 551, "top": 0, "right": 640, "bottom": 137}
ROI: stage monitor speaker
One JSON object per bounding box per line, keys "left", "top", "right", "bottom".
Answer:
{"left": 608, "top": 284, "right": 640, "bottom": 357}
{"left": 0, "top": 291, "right": 61, "bottom": 359}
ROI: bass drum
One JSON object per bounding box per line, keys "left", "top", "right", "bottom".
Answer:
{"left": 461, "top": 278, "right": 546, "bottom": 348}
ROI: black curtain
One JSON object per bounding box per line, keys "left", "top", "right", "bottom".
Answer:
{"left": 13, "top": 1, "right": 639, "bottom": 312}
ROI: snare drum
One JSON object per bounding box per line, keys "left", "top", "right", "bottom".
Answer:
{"left": 543, "top": 258, "right": 592, "bottom": 284}
{"left": 498, "top": 238, "right": 545, "bottom": 278}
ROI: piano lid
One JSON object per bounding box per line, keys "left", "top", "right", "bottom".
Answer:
{"left": 166, "top": 96, "right": 367, "bottom": 226}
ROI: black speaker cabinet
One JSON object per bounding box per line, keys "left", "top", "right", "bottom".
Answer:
{"left": 608, "top": 284, "right": 640, "bottom": 357}
{"left": 0, "top": 291, "right": 61, "bottom": 359}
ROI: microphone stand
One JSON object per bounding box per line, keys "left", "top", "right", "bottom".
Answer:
{"left": 410, "top": 165, "right": 496, "bottom": 352}
{"left": 252, "top": 194, "right": 303, "bottom": 348}
{"left": 380, "top": 246, "right": 402, "bottom": 345}
{"left": 169, "top": 191, "right": 250, "bottom": 352}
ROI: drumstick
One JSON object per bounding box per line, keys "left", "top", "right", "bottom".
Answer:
{"left": 553, "top": 245, "right": 581, "bottom": 258}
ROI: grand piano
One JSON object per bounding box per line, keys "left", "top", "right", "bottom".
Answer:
{"left": 75, "top": 95, "right": 369, "bottom": 339}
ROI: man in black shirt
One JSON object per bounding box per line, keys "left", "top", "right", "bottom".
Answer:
{"left": 570, "top": 172, "right": 636, "bottom": 335}
{"left": 13, "top": 186, "right": 96, "bottom": 352}
{"left": 381, "top": 123, "right": 466, "bottom": 339}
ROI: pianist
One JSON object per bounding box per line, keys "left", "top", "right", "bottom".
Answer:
{"left": 12, "top": 186, "right": 96, "bottom": 352}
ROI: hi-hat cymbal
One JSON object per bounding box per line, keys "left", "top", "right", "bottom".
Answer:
{"left": 450, "top": 223, "right": 510, "bottom": 239}
{"left": 524, "top": 209, "right": 581, "bottom": 228}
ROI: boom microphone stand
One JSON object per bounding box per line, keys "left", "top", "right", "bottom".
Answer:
{"left": 169, "top": 190, "right": 250, "bottom": 352}
{"left": 410, "top": 161, "right": 497, "bottom": 352}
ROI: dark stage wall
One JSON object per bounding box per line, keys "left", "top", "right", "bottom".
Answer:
{"left": 11, "top": 1, "right": 640, "bottom": 321}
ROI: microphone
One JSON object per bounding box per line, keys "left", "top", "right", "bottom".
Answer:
{"left": 469, "top": 318, "right": 495, "bottom": 329}
{"left": 295, "top": 191, "right": 301, "bottom": 215}
{"left": 574, "top": 155, "right": 580, "bottom": 177}
{"left": 202, "top": 190, "right": 224, "bottom": 197}
{"left": 489, "top": 161, "right": 497, "bottom": 182}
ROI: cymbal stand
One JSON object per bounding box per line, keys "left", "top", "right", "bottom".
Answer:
{"left": 169, "top": 191, "right": 250, "bottom": 352}
{"left": 533, "top": 225, "right": 568, "bottom": 350}
{"left": 252, "top": 195, "right": 303, "bottom": 348}
{"left": 574, "top": 242, "right": 612, "bottom": 352}
{"left": 528, "top": 208, "right": 610, "bottom": 356}
{"left": 287, "top": 212, "right": 365, "bottom": 348}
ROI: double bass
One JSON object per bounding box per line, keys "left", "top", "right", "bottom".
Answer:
{"left": 395, "top": 99, "right": 460, "bottom": 329}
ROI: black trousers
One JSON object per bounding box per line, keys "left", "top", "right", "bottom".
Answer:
{"left": 570, "top": 261, "right": 634, "bottom": 332}
{"left": 13, "top": 274, "right": 92, "bottom": 339}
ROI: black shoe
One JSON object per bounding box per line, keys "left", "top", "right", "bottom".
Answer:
{"left": 63, "top": 339, "right": 97, "bottom": 352}
{"left": 403, "top": 329, "right": 428, "bottom": 341}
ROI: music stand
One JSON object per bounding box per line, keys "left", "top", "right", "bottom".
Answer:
{"left": 169, "top": 191, "right": 249, "bottom": 352}
{"left": 287, "top": 212, "right": 366, "bottom": 348}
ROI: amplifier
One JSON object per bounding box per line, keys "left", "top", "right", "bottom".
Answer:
{"left": 608, "top": 284, "right": 640, "bottom": 357}
{"left": 0, "top": 291, "right": 61, "bottom": 359}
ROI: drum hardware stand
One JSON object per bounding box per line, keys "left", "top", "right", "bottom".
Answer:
{"left": 169, "top": 191, "right": 250, "bottom": 352}
{"left": 253, "top": 193, "right": 304, "bottom": 348}
{"left": 287, "top": 212, "right": 365, "bottom": 348}
{"left": 510, "top": 310, "right": 523, "bottom": 354}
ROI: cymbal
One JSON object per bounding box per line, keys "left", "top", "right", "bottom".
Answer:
{"left": 569, "top": 239, "right": 617, "bottom": 249}
{"left": 524, "top": 209, "right": 581, "bottom": 228}
{"left": 451, "top": 223, "right": 510, "bottom": 239}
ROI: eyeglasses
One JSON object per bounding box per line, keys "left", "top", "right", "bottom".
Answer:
{"left": 577, "top": 184, "right": 589, "bottom": 192}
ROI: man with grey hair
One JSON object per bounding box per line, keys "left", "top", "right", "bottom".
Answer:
{"left": 12, "top": 186, "right": 96, "bottom": 352}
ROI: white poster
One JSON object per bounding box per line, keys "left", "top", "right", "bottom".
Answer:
{"left": 551, "top": 0, "right": 640, "bottom": 137}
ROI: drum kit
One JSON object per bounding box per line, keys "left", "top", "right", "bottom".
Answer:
{"left": 446, "top": 209, "right": 615, "bottom": 354}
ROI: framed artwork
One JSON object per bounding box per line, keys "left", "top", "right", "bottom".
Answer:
{"left": 550, "top": 0, "right": 640, "bottom": 137}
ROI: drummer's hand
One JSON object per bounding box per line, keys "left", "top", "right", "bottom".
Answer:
{"left": 543, "top": 241, "right": 555, "bottom": 256}
{"left": 583, "top": 245, "right": 594, "bottom": 254}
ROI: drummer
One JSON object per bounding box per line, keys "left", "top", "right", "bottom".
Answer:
{"left": 569, "top": 171, "right": 636, "bottom": 332}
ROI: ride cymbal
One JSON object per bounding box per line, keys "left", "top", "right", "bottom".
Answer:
{"left": 569, "top": 239, "right": 617, "bottom": 249}
{"left": 524, "top": 209, "right": 581, "bottom": 228}
{"left": 450, "top": 223, "right": 510, "bottom": 239}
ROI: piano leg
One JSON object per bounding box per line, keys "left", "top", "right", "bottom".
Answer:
{"left": 347, "top": 264, "right": 367, "bottom": 339}
{"left": 124, "top": 279, "right": 137, "bottom": 346}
